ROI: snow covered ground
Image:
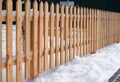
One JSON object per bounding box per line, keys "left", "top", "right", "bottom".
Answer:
{"left": 32, "top": 43, "right": 120, "bottom": 82}
{"left": 1, "top": 24, "right": 120, "bottom": 82}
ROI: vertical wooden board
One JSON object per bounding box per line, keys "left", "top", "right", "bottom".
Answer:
{"left": 38, "top": 2, "right": 43, "bottom": 73}
{"left": 73, "top": 7, "right": 76, "bottom": 57}
{"left": 0, "top": 1, "right": 2, "bottom": 82}
{"left": 31, "top": 0, "right": 38, "bottom": 77}
{"left": 76, "top": 7, "right": 80, "bottom": 56}
{"left": 25, "top": 0, "right": 30, "bottom": 79}
{"left": 91, "top": 9, "right": 94, "bottom": 53}
{"left": 6, "top": 0, "right": 13, "bottom": 82}
{"left": 80, "top": 7, "right": 83, "bottom": 57}
{"left": 50, "top": 3, "right": 54, "bottom": 69}
{"left": 65, "top": 6, "right": 69, "bottom": 63}
{"left": 69, "top": 7, "right": 73, "bottom": 60}
{"left": 16, "top": 0, "right": 22, "bottom": 82}
{"left": 44, "top": 2, "right": 49, "bottom": 70}
{"left": 89, "top": 9, "right": 92, "bottom": 53}
{"left": 55, "top": 4, "right": 59, "bottom": 66}
{"left": 86, "top": 8, "right": 89, "bottom": 54}
{"left": 87, "top": 8, "right": 90, "bottom": 53}
{"left": 60, "top": 5, "right": 64, "bottom": 65}
{"left": 84, "top": 7, "right": 87, "bottom": 55}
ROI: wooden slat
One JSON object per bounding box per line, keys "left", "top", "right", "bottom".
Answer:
{"left": 60, "top": 5, "right": 64, "bottom": 64}
{"left": 0, "top": 1, "right": 2, "bottom": 82}
{"left": 38, "top": 1, "right": 43, "bottom": 73}
{"left": 6, "top": 0, "right": 13, "bottom": 82}
{"left": 55, "top": 4, "right": 59, "bottom": 66}
{"left": 86, "top": 8, "right": 89, "bottom": 54}
{"left": 16, "top": 0, "right": 22, "bottom": 82}
{"left": 50, "top": 3, "right": 54, "bottom": 69}
{"left": 32, "top": 0, "right": 38, "bottom": 77}
{"left": 69, "top": 6, "right": 73, "bottom": 60}
{"left": 83, "top": 7, "right": 86, "bottom": 55}
{"left": 77, "top": 7, "right": 80, "bottom": 56}
{"left": 73, "top": 7, "right": 76, "bottom": 57}
{"left": 65, "top": 6, "right": 69, "bottom": 63}
{"left": 25, "top": 0, "right": 30, "bottom": 79}
{"left": 80, "top": 7, "right": 83, "bottom": 57}
{"left": 44, "top": 2, "right": 49, "bottom": 71}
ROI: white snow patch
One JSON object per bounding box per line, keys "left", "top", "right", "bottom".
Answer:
{"left": 33, "top": 43, "right": 120, "bottom": 82}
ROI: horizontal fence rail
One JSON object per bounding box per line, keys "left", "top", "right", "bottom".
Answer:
{"left": 0, "top": 0, "right": 120, "bottom": 82}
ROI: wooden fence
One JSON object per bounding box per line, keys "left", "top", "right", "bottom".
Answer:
{"left": 0, "top": 0, "right": 120, "bottom": 82}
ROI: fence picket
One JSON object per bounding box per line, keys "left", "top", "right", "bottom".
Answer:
{"left": 31, "top": 0, "right": 38, "bottom": 77}
{"left": 50, "top": 3, "right": 54, "bottom": 69}
{"left": 44, "top": 2, "right": 49, "bottom": 71}
{"left": 55, "top": 4, "right": 59, "bottom": 66}
{"left": 69, "top": 6, "right": 73, "bottom": 60}
{"left": 73, "top": 7, "right": 76, "bottom": 57}
{"left": 16, "top": 0, "right": 22, "bottom": 82}
{"left": 60, "top": 5, "right": 65, "bottom": 64}
{"left": 25, "top": 0, "right": 30, "bottom": 79}
{"left": 6, "top": 0, "right": 13, "bottom": 82}
{"left": 65, "top": 6, "right": 69, "bottom": 63}
{"left": 80, "top": 7, "right": 83, "bottom": 56}
{"left": 77, "top": 7, "right": 80, "bottom": 56}
{"left": 38, "top": 2, "right": 43, "bottom": 73}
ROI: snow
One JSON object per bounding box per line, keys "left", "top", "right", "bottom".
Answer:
{"left": 1, "top": 23, "right": 120, "bottom": 82}
{"left": 33, "top": 43, "right": 120, "bottom": 82}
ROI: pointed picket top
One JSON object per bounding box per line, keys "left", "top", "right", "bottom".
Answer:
{"left": 70, "top": 6, "right": 73, "bottom": 15}
{"left": 65, "top": 6, "right": 68, "bottom": 15}
{"left": 45, "top": 2, "right": 48, "bottom": 9}
{"left": 61, "top": 5, "right": 64, "bottom": 15}
{"left": 74, "top": 7, "right": 76, "bottom": 15}
{"left": 39, "top": 1, "right": 43, "bottom": 17}
{"left": 77, "top": 7, "right": 80, "bottom": 15}
{"left": 50, "top": 3, "right": 54, "bottom": 14}
{"left": 56, "top": 4, "right": 59, "bottom": 14}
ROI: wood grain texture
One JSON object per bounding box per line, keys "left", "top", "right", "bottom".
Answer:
{"left": 25, "top": 0, "right": 30, "bottom": 79}
{"left": 16, "top": 0, "right": 22, "bottom": 82}
{"left": 6, "top": 0, "right": 13, "bottom": 82}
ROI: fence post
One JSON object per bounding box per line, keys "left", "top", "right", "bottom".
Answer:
{"left": 55, "top": 4, "right": 59, "bottom": 66}
{"left": 50, "top": 3, "right": 55, "bottom": 69}
{"left": 16, "top": 0, "right": 22, "bottom": 82}
{"left": 0, "top": 1, "right": 2, "bottom": 82}
{"left": 6, "top": 0, "right": 13, "bottom": 82}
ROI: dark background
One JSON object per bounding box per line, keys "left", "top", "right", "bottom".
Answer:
{"left": 2, "top": 0, "right": 120, "bottom": 12}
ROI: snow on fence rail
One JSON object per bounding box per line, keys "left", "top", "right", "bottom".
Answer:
{"left": 0, "top": 0, "right": 120, "bottom": 82}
